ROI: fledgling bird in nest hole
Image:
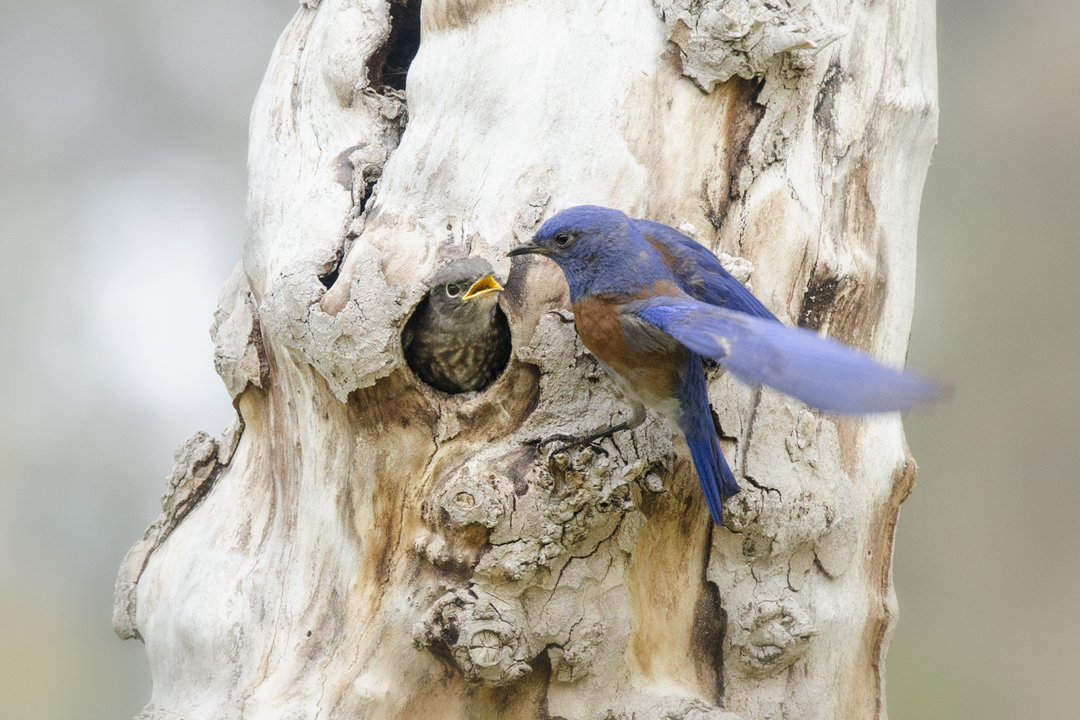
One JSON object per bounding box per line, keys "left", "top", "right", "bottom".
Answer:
{"left": 402, "top": 258, "right": 511, "bottom": 394}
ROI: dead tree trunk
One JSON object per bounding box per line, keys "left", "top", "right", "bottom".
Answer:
{"left": 114, "top": 1, "right": 937, "bottom": 718}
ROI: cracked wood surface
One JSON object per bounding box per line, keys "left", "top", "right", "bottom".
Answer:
{"left": 114, "top": 0, "right": 937, "bottom": 718}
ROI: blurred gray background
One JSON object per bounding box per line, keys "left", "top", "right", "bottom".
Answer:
{"left": 0, "top": 1, "right": 1075, "bottom": 718}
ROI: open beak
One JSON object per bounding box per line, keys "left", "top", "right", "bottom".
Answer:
{"left": 462, "top": 273, "right": 504, "bottom": 301}
{"left": 506, "top": 241, "right": 547, "bottom": 257}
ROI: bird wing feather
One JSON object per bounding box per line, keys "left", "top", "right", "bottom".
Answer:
{"left": 618, "top": 310, "right": 679, "bottom": 354}
{"left": 626, "top": 296, "right": 942, "bottom": 414}
{"left": 635, "top": 219, "right": 778, "bottom": 320}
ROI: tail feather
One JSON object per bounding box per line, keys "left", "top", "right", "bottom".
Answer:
{"left": 676, "top": 353, "right": 740, "bottom": 524}
{"left": 684, "top": 428, "right": 740, "bottom": 524}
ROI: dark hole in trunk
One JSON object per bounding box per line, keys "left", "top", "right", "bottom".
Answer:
{"left": 367, "top": 1, "right": 422, "bottom": 93}
{"left": 319, "top": 251, "right": 342, "bottom": 289}
{"left": 401, "top": 296, "right": 513, "bottom": 396}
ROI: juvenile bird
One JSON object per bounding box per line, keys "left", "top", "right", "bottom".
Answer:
{"left": 508, "top": 205, "right": 940, "bottom": 524}
{"left": 402, "top": 258, "right": 511, "bottom": 394}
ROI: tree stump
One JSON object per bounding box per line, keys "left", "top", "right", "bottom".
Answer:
{"left": 114, "top": 1, "right": 937, "bottom": 718}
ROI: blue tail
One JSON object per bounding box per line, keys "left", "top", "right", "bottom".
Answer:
{"left": 678, "top": 354, "right": 740, "bottom": 524}
{"left": 684, "top": 427, "right": 740, "bottom": 524}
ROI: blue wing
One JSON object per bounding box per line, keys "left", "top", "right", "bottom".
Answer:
{"left": 634, "top": 219, "right": 778, "bottom": 321}
{"left": 628, "top": 297, "right": 942, "bottom": 414}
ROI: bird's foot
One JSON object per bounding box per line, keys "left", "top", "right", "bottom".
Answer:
{"left": 533, "top": 430, "right": 611, "bottom": 457}
{"left": 546, "top": 308, "right": 576, "bottom": 324}
{"left": 530, "top": 404, "right": 646, "bottom": 455}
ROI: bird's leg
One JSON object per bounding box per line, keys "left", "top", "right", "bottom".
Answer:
{"left": 533, "top": 402, "right": 647, "bottom": 452}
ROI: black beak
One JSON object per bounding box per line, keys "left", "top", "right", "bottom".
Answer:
{"left": 506, "top": 241, "right": 547, "bottom": 257}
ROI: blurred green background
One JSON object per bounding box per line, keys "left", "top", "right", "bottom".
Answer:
{"left": 0, "top": 1, "right": 1076, "bottom": 718}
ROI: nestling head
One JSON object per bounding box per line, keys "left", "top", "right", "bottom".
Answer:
{"left": 507, "top": 205, "right": 659, "bottom": 300}
{"left": 425, "top": 257, "right": 504, "bottom": 323}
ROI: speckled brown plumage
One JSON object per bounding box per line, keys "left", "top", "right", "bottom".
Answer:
{"left": 402, "top": 258, "right": 511, "bottom": 394}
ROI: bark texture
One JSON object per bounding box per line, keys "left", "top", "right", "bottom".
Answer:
{"left": 115, "top": 1, "right": 937, "bottom": 718}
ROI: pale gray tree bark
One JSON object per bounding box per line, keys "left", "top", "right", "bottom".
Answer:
{"left": 114, "top": 1, "right": 937, "bottom": 718}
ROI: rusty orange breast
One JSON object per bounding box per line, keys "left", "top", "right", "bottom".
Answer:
{"left": 572, "top": 291, "right": 685, "bottom": 408}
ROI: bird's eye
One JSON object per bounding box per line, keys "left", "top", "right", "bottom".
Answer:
{"left": 445, "top": 283, "right": 461, "bottom": 297}
{"left": 553, "top": 232, "right": 573, "bottom": 247}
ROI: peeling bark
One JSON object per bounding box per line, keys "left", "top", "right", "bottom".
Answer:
{"left": 115, "top": 0, "right": 937, "bottom": 718}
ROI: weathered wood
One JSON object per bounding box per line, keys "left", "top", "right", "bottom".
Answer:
{"left": 115, "top": 1, "right": 937, "bottom": 718}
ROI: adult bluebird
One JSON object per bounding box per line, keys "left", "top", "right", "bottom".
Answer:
{"left": 403, "top": 258, "right": 511, "bottom": 394}
{"left": 508, "top": 205, "right": 940, "bottom": 524}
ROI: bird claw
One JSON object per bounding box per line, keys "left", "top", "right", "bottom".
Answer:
{"left": 547, "top": 309, "right": 576, "bottom": 324}
{"left": 529, "top": 404, "right": 647, "bottom": 455}
{"left": 549, "top": 440, "right": 610, "bottom": 458}
{"left": 531, "top": 433, "right": 609, "bottom": 457}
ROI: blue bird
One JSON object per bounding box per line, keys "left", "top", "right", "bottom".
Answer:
{"left": 508, "top": 205, "right": 941, "bottom": 524}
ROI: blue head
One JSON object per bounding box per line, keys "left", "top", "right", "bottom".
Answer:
{"left": 507, "top": 205, "right": 669, "bottom": 300}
